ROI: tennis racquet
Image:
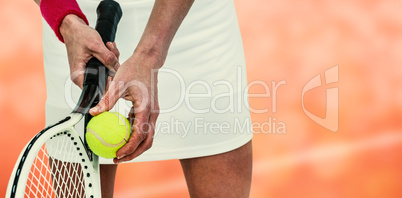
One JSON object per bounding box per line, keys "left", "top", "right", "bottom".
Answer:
{"left": 6, "top": 1, "right": 122, "bottom": 197}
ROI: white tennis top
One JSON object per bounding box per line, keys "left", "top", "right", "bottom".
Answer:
{"left": 43, "top": 0, "right": 252, "bottom": 164}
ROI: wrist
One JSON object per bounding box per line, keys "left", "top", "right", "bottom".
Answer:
{"left": 40, "top": 0, "right": 88, "bottom": 42}
{"left": 132, "top": 46, "right": 166, "bottom": 70}
{"left": 59, "top": 14, "right": 87, "bottom": 40}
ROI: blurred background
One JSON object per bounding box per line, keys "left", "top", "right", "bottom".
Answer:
{"left": 1, "top": 0, "right": 402, "bottom": 197}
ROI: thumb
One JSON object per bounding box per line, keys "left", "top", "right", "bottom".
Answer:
{"left": 89, "top": 80, "right": 122, "bottom": 116}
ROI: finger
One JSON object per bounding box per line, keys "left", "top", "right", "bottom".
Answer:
{"left": 127, "top": 106, "right": 135, "bottom": 126}
{"left": 114, "top": 100, "right": 159, "bottom": 163}
{"left": 114, "top": 110, "right": 150, "bottom": 160}
{"left": 146, "top": 105, "right": 159, "bottom": 139}
{"left": 90, "top": 41, "right": 119, "bottom": 72}
{"left": 122, "top": 92, "right": 133, "bottom": 101}
{"left": 104, "top": 76, "right": 112, "bottom": 92}
{"left": 103, "top": 42, "right": 119, "bottom": 77}
{"left": 149, "top": 110, "right": 159, "bottom": 131}
{"left": 120, "top": 109, "right": 157, "bottom": 161}
{"left": 106, "top": 42, "right": 120, "bottom": 60}
{"left": 89, "top": 80, "right": 124, "bottom": 116}
{"left": 114, "top": 115, "right": 154, "bottom": 164}
{"left": 69, "top": 65, "right": 86, "bottom": 89}
{"left": 105, "top": 42, "right": 119, "bottom": 76}
{"left": 113, "top": 133, "right": 153, "bottom": 164}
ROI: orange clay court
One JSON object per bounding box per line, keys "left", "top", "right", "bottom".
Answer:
{"left": 1, "top": 0, "right": 402, "bottom": 197}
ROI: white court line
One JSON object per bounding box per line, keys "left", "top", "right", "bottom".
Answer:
{"left": 116, "top": 132, "right": 402, "bottom": 197}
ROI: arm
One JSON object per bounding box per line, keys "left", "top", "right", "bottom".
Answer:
{"left": 134, "top": 0, "right": 195, "bottom": 69}
{"left": 90, "top": 0, "right": 195, "bottom": 164}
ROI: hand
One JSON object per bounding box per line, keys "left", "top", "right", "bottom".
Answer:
{"left": 87, "top": 0, "right": 193, "bottom": 163}
{"left": 89, "top": 51, "right": 161, "bottom": 164}
{"left": 60, "top": 14, "right": 120, "bottom": 89}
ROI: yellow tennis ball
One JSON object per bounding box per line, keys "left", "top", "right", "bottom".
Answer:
{"left": 86, "top": 111, "right": 131, "bottom": 159}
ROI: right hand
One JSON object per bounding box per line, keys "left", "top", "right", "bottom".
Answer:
{"left": 60, "top": 14, "right": 120, "bottom": 89}
{"left": 89, "top": 52, "right": 162, "bottom": 164}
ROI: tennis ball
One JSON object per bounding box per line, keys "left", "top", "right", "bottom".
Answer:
{"left": 86, "top": 111, "right": 131, "bottom": 159}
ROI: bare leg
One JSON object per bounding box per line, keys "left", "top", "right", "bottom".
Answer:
{"left": 100, "top": 164, "right": 118, "bottom": 198}
{"left": 180, "top": 141, "right": 252, "bottom": 198}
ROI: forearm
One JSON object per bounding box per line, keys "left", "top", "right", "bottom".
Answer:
{"left": 133, "top": 0, "right": 194, "bottom": 69}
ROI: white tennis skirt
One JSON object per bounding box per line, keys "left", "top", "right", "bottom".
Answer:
{"left": 43, "top": 0, "right": 252, "bottom": 164}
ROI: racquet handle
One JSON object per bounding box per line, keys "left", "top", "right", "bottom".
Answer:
{"left": 95, "top": 0, "right": 122, "bottom": 44}
{"left": 83, "top": 0, "right": 122, "bottom": 89}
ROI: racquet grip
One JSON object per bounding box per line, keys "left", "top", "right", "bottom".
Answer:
{"left": 95, "top": 0, "right": 122, "bottom": 44}
{"left": 83, "top": 0, "right": 122, "bottom": 88}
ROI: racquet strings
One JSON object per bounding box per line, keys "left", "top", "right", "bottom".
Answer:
{"left": 24, "top": 131, "right": 88, "bottom": 198}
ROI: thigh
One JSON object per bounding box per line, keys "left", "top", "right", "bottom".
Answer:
{"left": 180, "top": 141, "right": 252, "bottom": 198}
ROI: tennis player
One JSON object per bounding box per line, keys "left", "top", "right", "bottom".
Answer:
{"left": 36, "top": 0, "right": 253, "bottom": 197}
